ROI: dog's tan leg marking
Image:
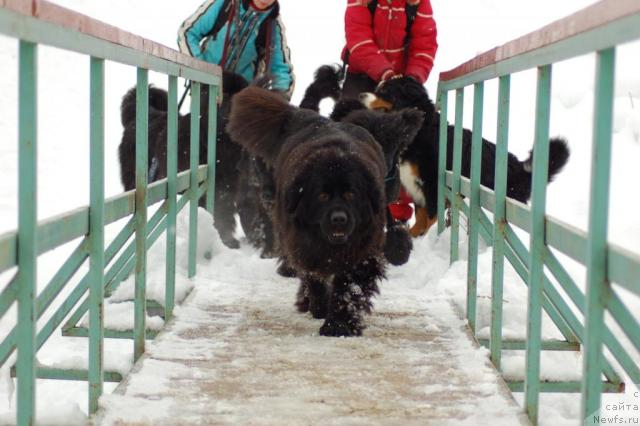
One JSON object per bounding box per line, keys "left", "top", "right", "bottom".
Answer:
{"left": 410, "top": 207, "right": 429, "bottom": 237}
{"left": 410, "top": 209, "right": 438, "bottom": 238}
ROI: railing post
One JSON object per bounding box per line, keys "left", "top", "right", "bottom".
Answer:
{"left": 88, "top": 56, "right": 105, "bottom": 415}
{"left": 450, "top": 89, "right": 464, "bottom": 262}
{"left": 134, "top": 68, "right": 149, "bottom": 362}
{"left": 165, "top": 75, "right": 178, "bottom": 322}
{"left": 525, "top": 64, "right": 552, "bottom": 425}
{"left": 466, "top": 82, "right": 484, "bottom": 334}
{"left": 437, "top": 86, "right": 449, "bottom": 234}
{"left": 582, "top": 47, "right": 615, "bottom": 424}
{"left": 17, "top": 39, "right": 38, "bottom": 426}
{"left": 188, "top": 82, "right": 201, "bottom": 278}
{"left": 206, "top": 84, "right": 218, "bottom": 215}
{"left": 490, "top": 74, "right": 511, "bottom": 370}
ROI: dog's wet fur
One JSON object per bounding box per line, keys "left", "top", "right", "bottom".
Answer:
{"left": 227, "top": 87, "right": 423, "bottom": 336}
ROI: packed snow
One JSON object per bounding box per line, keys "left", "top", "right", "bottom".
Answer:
{"left": 0, "top": 0, "right": 638, "bottom": 424}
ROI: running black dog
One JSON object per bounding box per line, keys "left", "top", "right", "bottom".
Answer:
{"left": 227, "top": 87, "right": 423, "bottom": 336}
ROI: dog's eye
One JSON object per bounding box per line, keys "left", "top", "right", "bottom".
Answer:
{"left": 343, "top": 191, "right": 354, "bottom": 201}
{"left": 318, "top": 192, "right": 330, "bottom": 202}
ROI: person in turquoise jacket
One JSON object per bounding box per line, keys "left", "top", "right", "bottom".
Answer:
{"left": 178, "top": 0, "right": 294, "bottom": 98}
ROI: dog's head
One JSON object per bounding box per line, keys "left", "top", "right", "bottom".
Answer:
{"left": 283, "top": 145, "right": 384, "bottom": 247}
{"left": 227, "top": 87, "right": 387, "bottom": 266}
{"left": 359, "top": 76, "right": 436, "bottom": 123}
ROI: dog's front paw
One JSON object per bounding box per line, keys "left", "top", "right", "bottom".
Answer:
{"left": 277, "top": 262, "right": 297, "bottom": 278}
{"left": 319, "top": 319, "right": 362, "bottom": 337}
{"left": 221, "top": 237, "right": 241, "bottom": 250}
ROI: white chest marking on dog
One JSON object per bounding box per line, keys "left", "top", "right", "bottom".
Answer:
{"left": 399, "top": 161, "right": 426, "bottom": 206}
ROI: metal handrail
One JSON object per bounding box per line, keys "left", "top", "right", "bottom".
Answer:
{"left": 436, "top": 0, "right": 640, "bottom": 424}
{"left": 0, "top": 1, "right": 221, "bottom": 423}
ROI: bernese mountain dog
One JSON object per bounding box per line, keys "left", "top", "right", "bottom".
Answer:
{"left": 360, "top": 76, "right": 571, "bottom": 237}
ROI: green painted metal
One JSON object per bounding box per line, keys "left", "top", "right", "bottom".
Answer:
{"left": 17, "top": 39, "right": 38, "bottom": 426}
{"left": 436, "top": 87, "right": 448, "bottom": 233}
{"left": 437, "top": 5, "right": 640, "bottom": 423}
{"left": 478, "top": 339, "right": 579, "bottom": 352}
{"left": 452, "top": 178, "right": 624, "bottom": 386}
{"left": 446, "top": 171, "right": 639, "bottom": 294}
{"left": 0, "top": 169, "right": 199, "bottom": 274}
{"left": 0, "top": 239, "right": 88, "bottom": 366}
{"left": 206, "top": 84, "right": 218, "bottom": 215}
{"left": 489, "top": 74, "right": 510, "bottom": 370}
{"left": 607, "top": 293, "right": 640, "bottom": 355}
{"left": 0, "top": 6, "right": 221, "bottom": 423}
{"left": 524, "top": 64, "right": 552, "bottom": 424}
{"left": 449, "top": 174, "right": 639, "bottom": 384}
{"left": 438, "top": 12, "right": 640, "bottom": 92}
{"left": 466, "top": 82, "right": 484, "bottom": 334}
{"left": 88, "top": 56, "right": 105, "bottom": 415}
{"left": 0, "top": 7, "right": 221, "bottom": 86}
{"left": 502, "top": 223, "right": 626, "bottom": 386}
{"left": 63, "top": 327, "right": 159, "bottom": 340}
{"left": 582, "top": 47, "right": 616, "bottom": 423}
{"left": 507, "top": 381, "right": 623, "bottom": 394}
{"left": 0, "top": 146, "right": 209, "bottom": 275}
{"left": 64, "top": 187, "right": 197, "bottom": 343}
{"left": 166, "top": 75, "right": 178, "bottom": 322}
{"left": 10, "top": 366, "right": 123, "bottom": 383}
{"left": 0, "top": 274, "right": 18, "bottom": 319}
{"left": 134, "top": 68, "right": 149, "bottom": 362}
{"left": 189, "top": 82, "right": 201, "bottom": 279}
{"left": 449, "top": 89, "right": 464, "bottom": 263}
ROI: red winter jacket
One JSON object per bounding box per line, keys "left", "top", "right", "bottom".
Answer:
{"left": 343, "top": 0, "right": 438, "bottom": 84}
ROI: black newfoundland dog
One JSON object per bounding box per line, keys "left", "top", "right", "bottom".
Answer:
{"left": 227, "top": 87, "right": 423, "bottom": 337}
{"left": 118, "top": 72, "right": 253, "bottom": 249}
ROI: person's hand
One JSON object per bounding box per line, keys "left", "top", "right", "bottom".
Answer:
{"left": 376, "top": 71, "right": 402, "bottom": 91}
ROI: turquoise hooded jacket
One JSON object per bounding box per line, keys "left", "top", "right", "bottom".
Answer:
{"left": 178, "top": 0, "right": 294, "bottom": 97}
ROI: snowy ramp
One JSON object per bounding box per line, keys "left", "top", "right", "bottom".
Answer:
{"left": 94, "top": 236, "right": 527, "bottom": 425}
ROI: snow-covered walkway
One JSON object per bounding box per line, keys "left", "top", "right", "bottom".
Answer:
{"left": 94, "top": 224, "right": 527, "bottom": 426}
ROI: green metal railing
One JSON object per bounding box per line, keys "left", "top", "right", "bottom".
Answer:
{"left": 0, "top": 1, "right": 221, "bottom": 424}
{"left": 437, "top": 1, "right": 640, "bottom": 424}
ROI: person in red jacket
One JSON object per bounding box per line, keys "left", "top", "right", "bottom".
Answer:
{"left": 341, "top": 0, "right": 438, "bottom": 225}
{"left": 341, "top": 0, "right": 438, "bottom": 99}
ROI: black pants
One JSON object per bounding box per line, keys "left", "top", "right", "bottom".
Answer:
{"left": 341, "top": 71, "right": 377, "bottom": 100}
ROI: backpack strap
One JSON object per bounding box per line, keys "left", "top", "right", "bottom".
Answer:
{"left": 216, "top": 0, "right": 237, "bottom": 67}
{"left": 205, "top": 0, "right": 235, "bottom": 38}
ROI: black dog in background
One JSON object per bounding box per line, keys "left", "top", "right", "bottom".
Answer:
{"left": 227, "top": 87, "right": 423, "bottom": 337}
{"left": 119, "top": 71, "right": 257, "bottom": 250}
{"left": 362, "top": 76, "right": 570, "bottom": 236}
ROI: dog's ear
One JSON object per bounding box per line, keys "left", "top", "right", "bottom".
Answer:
{"left": 397, "top": 108, "right": 425, "bottom": 148}
{"left": 227, "top": 87, "right": 293, "bottom": 165}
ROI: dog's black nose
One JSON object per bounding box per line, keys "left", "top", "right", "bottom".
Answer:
{"left": 330, "top": 210, "right": 348, "bottom": 226}
{"left": 358, "top": 93, "right": 367, "bottom": 101}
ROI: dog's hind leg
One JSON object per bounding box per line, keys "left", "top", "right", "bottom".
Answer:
{"left": 320, "top": 257, "right": 383, "bottom": 337}
{"left": 213, "top": 180, "right": 240, "bottom": 249}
